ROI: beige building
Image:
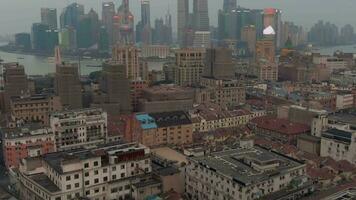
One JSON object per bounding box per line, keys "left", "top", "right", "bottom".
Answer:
{"left": 112, "top": 45, "right": 140, "bottom": 80}
{"left": 174, "top": 48, "right": 205, "bottom": 86}
{"left": 50, "top": 108, "right": 107, "bottom": 151}
{"left": 18, "top": 143, "right": 161, "bottom": 200}
{"left": 10, "top": 94, "right": 62, "bottom": 125}
{"left": 241, "top": 25, "right": 257, "bottom": 54}
{"left": 200, "top": 77, "right": 246, "bottom": 108}
{"left": 135, "top": 111, "right": 193, "bottom": 147}
{"left": 141, "top": 45, "right": 170, "bottom": 59}
{"left": 186, "top": 145, "right": 308, "bottom": 200}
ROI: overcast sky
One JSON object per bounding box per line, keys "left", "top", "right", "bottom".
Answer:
{"left": 0, "top": 0, "right": 356, "bottom": 35}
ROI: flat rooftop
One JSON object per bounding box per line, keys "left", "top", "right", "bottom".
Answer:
{"left": 189, "top": 146, "right": 304, "bottom": 186}
{"left": 29, "top": 173, "right": 60, "bottom": 193}
{"left": 1, "top": 124, "right": 52, "bottom": 140}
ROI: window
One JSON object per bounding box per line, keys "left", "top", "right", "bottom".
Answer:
{"left": 112, "top": 175, "right": 117, "bottom": 180}
{"left": 112, "top": 166, "right": 116, "bottom": 171}
{"left": 75, "top": 183, "right": 79, "bottom": 188}
{"left": 74, "top": 174, "right": 79, "bottom": 179}
{"left": 94, "top": 161, "right": 99, "bottom": 166}
{"left": 95, "top": 189, "right": 99, "bottom": 193}
{"left": 94, "top": 170, "right": 99, "bottom": 175}
{"left": 66, "top": 176, "right": 71, "bottom": 181}
{"left": 121, "top": 165, "right": 125, "bottom": 169}
{"left": 121, "top": 173, "right": 125, "bottom": 178}
{"left": 85, "top": 172, "right": 89, "bottom": 177}
{"left": 94, "top": 178, "right": 99, "bottom": 184}
{"left": 66, "top": 195, "right": 71, "bottom": 199}
{"left": 55, "top": 197, "right": 61, "bottom": 200}
{"left": 103, "top": 168, "right": 108, "bottom": 173}
{"left": 66, "top": 185, "right": 71, "bottom": 190}
{"left": 84, "top": 163, "right": 89, "bottom": 168}
{"left": 111, "top": 188, "right": 118, "bottom": 193}
{"left": 86, "top": 190, "right": 90, "bottom": 195}
{"left": 103, "top": 177, "right": 108, "bottom": 182}
{"left": 85, "top": 180, "right": 90, "bottom": 186}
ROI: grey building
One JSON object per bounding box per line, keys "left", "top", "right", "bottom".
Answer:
{"left": 193, "top": 0, "right": 210, "bottom": 31}
{"left": 41, "top": 8, "right": 58, "bottom": 29}
{"left": 177, "top": 0, "right": 189, "bottom": 47}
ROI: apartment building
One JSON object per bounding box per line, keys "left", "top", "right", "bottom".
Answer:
{"left": 9, "top": 94, "right": 62, "bottom": 125}
{"left": 135, "top": 111, "right": 193, "bottom": 147}
{"left": 1, "top": 124, "right": 56, "bottom": 168}
{"left": 186, "top": 145, "right": 308, "bottom": 200}
{"left": 50, "top": 108, "right": 107, "bottom": 151}
{"left": 18, "top": 143, "right": 161, "bottom": 200}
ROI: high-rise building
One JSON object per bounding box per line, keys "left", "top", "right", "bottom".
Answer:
{"left": 98, "top": 26, "right": 109, "bottom": 53}
{"left": 93, "top": 61, "right": 132, "bottom": 114}
{"left": 41, "top": 8, "right": 58, "bottom": 29}
{"left": 54, "top": 61, "right": 82, "bottom": 109}
{"left": 223, "top": 0, "right": 237, "bottom": 12}
{"left": 263, "top": 8, "right": 282, "bottom": 49}
{"left": 59, "top": 26, "right": 77, "bottom": 50}
{"left": 139, "top": 0, "right": 152, "bottom": 44}
{"left": 112, "top": 45, "right": 140, "bottom": 80}
{"left": 193, "top": 31, "right": 211, "bottom": 48}
{"left": 113, "top": 0, "right": 135, "bottom": 45}
{"left": 15, "top": 33, "right": 31, "bottom": 50}
{"left": 177, "top": 0, "right": 189, "bottom": 47}
{"left": 241, "top": 25, "right": 257, "bottom": 54}
{"left": 193, "top": 0, "right": 210, "bottom": 31}
{"left": 59, "top": 3, "right": 84, "bottom": 29}
{"left": 204, "top": 48, "right": 235, "bottom": 79}
{"left": 3, "top": 63, "right": 29, "bottom": 111}
{"left": 102, "top": 2, "right": 115, "bottom": 45}
{"left": 77, "top": 9, "right": 99, "bottom": 48}
{"left": 31, "top": 23, "right": 59, "bottom": 52}
{"left": 174, "top": 48, "right": 206, "bottom": 86}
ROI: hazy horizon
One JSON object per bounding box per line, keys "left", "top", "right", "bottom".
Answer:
{"left": 1, "top": 0, "right": 356, "bottom": 36}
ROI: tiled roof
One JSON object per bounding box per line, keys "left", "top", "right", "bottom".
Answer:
{"left": 251, "top": 116, "right": 310, "bottom": 135}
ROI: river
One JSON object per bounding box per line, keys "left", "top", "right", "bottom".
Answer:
{"left": 0, "top": 45, "right": 166, "bottom": 76}
{"left": 1, "top": 44, "right": 355, "bottom": 76}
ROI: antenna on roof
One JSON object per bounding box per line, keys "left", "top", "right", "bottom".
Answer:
{"left": 55, "top": 46, "right": 62, "bottom": 65}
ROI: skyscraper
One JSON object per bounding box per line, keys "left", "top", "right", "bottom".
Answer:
{"left": 77, "top": 9, "right": 99, "bottom": 48}
{"left": 177, "top": 0, "right": 189, "bottom": 47}
{"left": 102, "top": 2, "right": 115, "bottom": 45}
{"left": 113, "top": 0, "right": 135, "bottom": 45}
{"left": 31, "top": 23, "right": 59, "bottom": 52}
{"left": 193, "top": 0, "right": 210, "bottom": 31}
{"left": 241, "top": 25, "right": 257, "bottom": 54}
{"left": 140, "top": 0, "right": 152, "bottom": 44}
{"left": 41, "top": 8, "right": 58, "bottom": 30}
{"left": 204, "top": 48, "right": 235, "bottom": 79}
{"left": 263, "top": 8, "right": 282, "bottom": 49}
{"left": 59, "top": 3, "right": 84, "bottom": 29}
{"left": 223, "top": 0, "right": 237, "bottom": 12}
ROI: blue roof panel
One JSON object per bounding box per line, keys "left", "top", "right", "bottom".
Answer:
{"left": 135, "top": 114, "right": 157, "bottom": 130}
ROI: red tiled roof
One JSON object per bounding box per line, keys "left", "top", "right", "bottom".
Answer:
{"left": 251, "top": 116, "right": 310, "bottom": 135}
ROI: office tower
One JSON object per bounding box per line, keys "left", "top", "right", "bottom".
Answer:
{"left": 113, "top": 0, "right": 135, "bottom": 45}
{"left": 153, "top": 11, "right": 173, "bottom": 45}
{"left": 54, "top": 49, "right": 82, "bottom": 109}
{"left": 41, "top": 8, "right": 58, "bottom": 29}
{"left": 204, "top": 48, "right": 235, "bottom": 79}
{"left": 241, "top": 25, "right": 257, "bottom": 54}
{"left": 340, "top": 24, "right": 355, "bottom": 45}
{"left": 193, "top": 31, "right": 211, "bottom": 48}
{"left": 177, "top": 0, "right": 189, "bottom": 46}
{"left": 250, "top": 9, "right": 264, "bottom": 39}
{"left": 98, "top": 26, "right": 109, "bottom": 53}
{"left": 223, "top": 0, "right": 237, "bottom": 12}
{"left": 112, "top": 45, "right": 140, "bottom": 80}
{"left": 263, "top": 8, "right": 282, "bottom": 49}
{"left": 174, "top": 48, "right": 205, "bottom": 86}
{"left": 139, "top": 0, "right": 152, "bottom": 44}
{"left": 164, "top": 10, "right": 173, "bottom": 44}
{"left": 15, "top": 33, "right": 31, "bottom": 50}
{"left": 3, "top": 63, "right": 29, "bottom": 111}
{"left": 59, "top": 3, "right": 84, "bottom": 29}
{"left": 31, "top": 23, "right": 58, "bottom": 52}
{"left": 102, "top": 2, "right": 115, "bottom": 45}
{"left": 193, "top": 0, "right": 210, "bottom": 31}
{"left": 77, "top": 9, "right": 99, "bottom": 48}
{"left": 59, "top": 26, "right": 77, "bottom": 50}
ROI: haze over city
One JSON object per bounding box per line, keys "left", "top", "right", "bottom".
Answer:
{"left": 1, "top": 0, "right": 356, "bottom": 35}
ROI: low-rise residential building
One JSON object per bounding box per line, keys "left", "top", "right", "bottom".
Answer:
{"left": 50, "top": 108, "right": 108, "bottom": 151}
{"left": 250, "top": 116, "right": 310, "bottom": 144}
{"left": 9, "top": 94, "right": 62, "bottom": 125}
{"left": 18, "top": 143, "right": 160, "bottom": 200}
{"left": 336, "top": 92, "right": 355, "bottom": 110}
{"left": 135, "top": 111, "right": 193, "bottom": 147}
{"left": 1, "top": 124, "right": 56, "bottom": 168}
{"left": 189, "top": 103, "right": 266, "bottom": 133}
{"left": 186, "top": 145, "right": 309, "bottom": 200}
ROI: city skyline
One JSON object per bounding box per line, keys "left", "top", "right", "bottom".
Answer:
{"left": 1, "top": 0, "right": 356, "bottom": 36}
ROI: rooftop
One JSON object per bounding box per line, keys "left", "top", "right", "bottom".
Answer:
{"left": 29, "top": 173, "right": 60, "bottom": 193}
{"left": 1, "top": 124, "right": 52, "bottom": 140}
{"left": 251, "top": 116, "right": 310, "bottom": 135}
{"left": 189, "top": 146, "right": 304, "bottom": 186}
{"left": 149, "top": 111, "right": 192, "bottom": 128}
{"left": 322, "top": 128, "right": 353, "bottom": 144}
